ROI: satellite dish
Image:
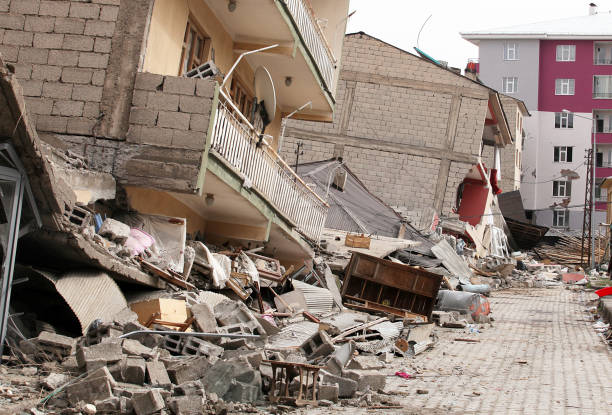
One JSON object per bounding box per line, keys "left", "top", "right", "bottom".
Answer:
{"left": 254, "top": 66, "right": 276, "bottom": 124}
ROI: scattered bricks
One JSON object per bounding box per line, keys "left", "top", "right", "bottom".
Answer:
{"left": 146, "top": 361, "right": 171, "bottom": 388}
{"left": 42, "top": 373, "right": 71, "bottom": 390}
{"left": 214, "top": 300, "right": 265, "bottom": 335}
{"left": 24, "top": 96, "right": 53, "bottom": 115}
{"left": 132, "top": 90, "right": 148, "bottom": 107}
{"left": 181, "top": 336, "right": 223, "bottom": 361}
{"left": 73, "top": 84, "right": 103, "bottom": 101}
{"left": 17, "top": 47, "right": 48, "bottom": 64}
{"left": 100, "top": 5, "right": 120, "bottom": 21}
{"left": 344, "top": 369, "right": 386, "bottom": 392}
{"left": 121, "top": 356, "right": 146, "bottom": 385}
{"left": 66, "top": 375, "right": 114, "bottom": 405}
{"left": 122, "top": 339, "right": 154, "bottom": 358}
{"left": 0, "top": 45, "right": 18, "bottom": 63}
{"left": 129, "top": 107, "right": 157, "bottom": 126}
{"left": 146, "top": 91, "right": 179, "bottom": 111}
{"left": 54, "top": 17, "right": 86, "bottom": 35}
{"left": 42, "top": 81, "right": 72, "bottom": 99}
{"left": 37, "top": 331, "right": 75, "bottom": 358}
{"left": 346, "top": 355, "right": 385, "bottom": 371}
{"left": 113, "top": 307, "right": 139, "bottom": 327}
{"left": 172, "top": 130, "right": 203, "bottom": 150}
{"left": 21, "top": 80, "right": 43, "bottom": 97}
{"left": 63, "top": 34, "right": 95, "bottom": 51}
{"left": 10, "top": 0, "right": 40, "bottom": 15}
{"left": 163, "top": 334, "right": 183, "bottom": 354}
{"left": 0, "top": 14, "right": 25, "bottom": 30}
{"left": 134, "top": 72, "right": 163, "bottom": 91}
{"left": 4, "top": 30, "right": 33, "bottom": 46}
{"left": 39, "top": 1, "right": 70, "bottom": 17}
{"left": 224, "top": 380, "right": 261, "bottom": 403}
{"left": 132, "top": 389, "right": 166, "bottom": 415}
{"left": 76, "top": 340, "right": 123, "bottom": 370}
{"left": 25, "top": 15, "right": 55, "bottom": 33}
{"left": 157, "top": 110, "right": 190, "bottom": 130}
{"left": 33, "top": 33, "right": 64, "bottom": 49}
{"left": 163, "top": 77, "right": 196, "bottom": 95}
{"left": 94, "top": 37, "right": 111, "bottom": 53}
{"left": 78, "top": 52, "right": 109, "bottom": 69}
{"left": 322, "top": 341, "right": 355, "bottom": 375}
{"left": 166, "top": 356, "right": 210, "bottom": 385}
{"left": 51, "top": 101, "right": 83, "bottom": 117}
{"left": 221, "top": 350, "right": 265, "bottom": 370}
{"left": 167, "top": 396, "right": 205, "bottom": 414}
{"left": 61, "top": 67, "right": 93, "bottom": 84}
{"left": 92, "top": 69, "right": 105, "bottom": 85}
{"left": 189, "top": 113, "right": 209, "bottom": 132}
{"left": 432, "top": 310, "right": 453, "bottom": 327}
{"left": 174, "top": 380, "right": 205, "bottom": 397}
{"left": 36, "top": 114, "right": 68, "bottom": 133}
{"left": 189, "top": 303, "right": 217, "bottom": 332}
{"left": 69, "top": 2, "right": 101, "bottom": 19}
{"left": 318, "top": 383, "right": 339, "bottom": 402}
{"left": 178, "top": 95, "right": 211, "bottom": 114}
{"left": 300, "top": 331, "right": 335, "bottom": 361}
{"left": 84, "top": 20, "right": 115, "bottom": 37}
{"left": 49, "top": 50, "right": 79, "bottom": 66}
{"left": 203, "top": 360, "right": 257, "bottom": 400}
{"left": 98, "top": 218, "right": 130, "bottom": 242}
{"left": 33, "top": 64, "right": 62, "bottom": 81}
{"left": 195, "top": 78, "right": 216, "bottom": 98}
{"left": 319, "top": 370, "right": 357, "bottom": 398}
{"left": 86, "top": 322, "right": 123, "bottom": 346}
{"left": 95, "top": 396, "right": 121, "bottom": 413}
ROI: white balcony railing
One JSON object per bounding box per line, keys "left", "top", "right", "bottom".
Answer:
{"left": 210, "top": 92, "right": 329, "bottom": 242}
{"left": 282, "top": 0, "right": 336, "bottom": 91}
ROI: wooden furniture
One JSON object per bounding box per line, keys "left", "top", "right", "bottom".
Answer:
{"left": 265, "top": 360, "right": 321, "bottom": 407}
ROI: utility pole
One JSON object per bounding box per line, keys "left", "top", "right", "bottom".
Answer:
{"left": 581, "top": 148, "right": 593, "bottom": 269}
{"left": 294, "top": 141, "right": 304, "bottom": 172}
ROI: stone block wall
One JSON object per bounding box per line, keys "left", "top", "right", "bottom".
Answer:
{"left": 0, "top": 0, "right": 119, "bottom": 136}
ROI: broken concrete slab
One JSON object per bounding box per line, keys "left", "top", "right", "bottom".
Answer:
{"left": 319, "top": 370, "right": 357, "bottom": 398}
{"left": 66, "top": 375, "right": 114, "bottom": 405}
{"left": 145, "top": 361, "right": 172, "bottom": 388}
{"left": 190, "top": 302, "right": 217, "bottom": 332}
{"left": 166, "top": 356, "right": 210, "bottom": 385}
{"left": 37, "top": 331, "right": 76, "bottom": 358}
{"left": 76, "top": 340, "right": 123, "bottom": 370}
{"left": 318, "top": 383, "right": 339, "bottom": 402}
{"left": 167, "top": 395, "right": 206, "bottom": 414}
{"left": 99, "top": 218, "right": 131, "bottom": 243}
{"left": 41, "top": 373, "right": 71, "bottom": 390}
{"left": 346, "top": 355, "right": 385, "bottom": 371}
{"left": 344, "top": 369, "right": 386, "bottom": 392}
{"left": 132, "top": 389, "right": 166, "bottom": 415}
{"left": 121, "top": 356, "right": 146, "bottom": 385}
{"left": 300, "top": 330, "right": 335, "bottom": 361}
{"left": 122, "top": 338, "right": 154, "bottom": 358}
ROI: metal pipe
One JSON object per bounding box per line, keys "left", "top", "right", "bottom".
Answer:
{"left": 119, "top": 330, "right": 261, "bottom": 340}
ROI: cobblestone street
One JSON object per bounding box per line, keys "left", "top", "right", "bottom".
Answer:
{"left": 305, "top": 288, "right": 612, "bottom": 415}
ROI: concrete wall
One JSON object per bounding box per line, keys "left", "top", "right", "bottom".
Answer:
{"left": 281, "top": 33, "right": 492, "bottom": 216}
{"left": 478, "top": 39, "right": 540, "bottom": 111}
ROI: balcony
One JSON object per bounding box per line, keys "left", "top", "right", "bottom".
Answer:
{"left": 593, "top": 92, "right": 612, "bottom": 99}
{"left": 281, "top": 0, "right": 337, "bottom": 91}
{"left": 595, "top": 165, "right": 612, "bottom": 178}
{"left": 210, "top": 91, "right": 329, "bottom": 241}
{"left": 594, "top": 57, "right": 612, "bottom": 65}
{"left": 595, "top": 131, "right": 612, "bottom": 144}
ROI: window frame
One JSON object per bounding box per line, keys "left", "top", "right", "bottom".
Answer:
{"left": 229, "top": 75, "right": 255, "bottom": 120}
{"left": 504, "top": 42, "right": 519, "bottom": 61}
{"left": 555, "top": 78, "right": 575, "bottom": 95}
{"left": 554, "top": 112, "right": 574, "bottom": 129}
{"left": 552, "top": 180, "right": 571, "bottom": 197}
{"left": 502, "top": 76, "right": 518, "bottom": 94}
{"left": 593, "top": 75, "right": 612, "bottom": 99}
{"left": 179, "top": 17, "right": 212, "bottom": 76}
{"left": 553, "top": 146, "right": 573, "bottom": 162}
{"left": 556, "top": 45, "right": 576, "bottom": 62}
{"left": 552, "top": 210, "right": 568, "bottom": 227}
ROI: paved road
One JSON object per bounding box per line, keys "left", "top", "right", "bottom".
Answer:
{"left": 305, "top": 288, "right": 612, "bottom": 414}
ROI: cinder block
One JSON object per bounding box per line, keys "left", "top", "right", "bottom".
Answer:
{"left": 146, "top": 91, "right": 179, "bottom": 111}
{"left": 63, "top": 34, "right": 94, "bottom": 51}
{"left": 189, "top": 113, "right": 209, "bottom": 132}
{"left": 146, "top": 361, "right": 172, "bottom": 388}
{"left": 39, "top": 1, "right": 70, "bottom": 17}
{"left": 36, "top": 114, "right": 68, "bottom": 133}
{"left": 20, "top": 79, "right": 43, "bottom": 97}
{"left": 166, "top": 356, "right": 210, "bottom": 385}
{"left": 181, "top": 336, "right": 223, "bottom": 361}
{"left": 10, "top": 0, "right": 40, "bottom": 15}
{"left": 195, "top": 78, "right": 216, "bottom": 98}
{"left": 132, "top": 389, "right": 166, "bottom": 415}
{"left": 343, "top": 369, "right": 386, "bottom": 392}
{"left": 32, "top": 65, "right": 62, "bottom": 81}
{"left": 42, "top": 81, "right": 72, "bottom": 99}
{"left": 156, "top": 110, "right": 190, "bottom": 130}
{"left": 319, "top": 370, "right": 357, "bottom": 398}
{"left": 33, "top": 33, "right": 63, "bottom": 48}
{"left": 84, "top": 20, "right": 115, "bottom": 37}
{"left": 54, "top": 17, "right": 86, "bottom": 35}
{"left": 94, "top": 37, "right": 111, "bottom": 53}
{"left": 189, "top": 303, "right": 217, "bottom": 332}
{"left": 78, "top": 52, "right": 108, "bottom": 69}
{"left": 92, "top": 69, "right": 105, "bottom": 85}
{"left": 122, "top": 339, "right": 154, "bottom": 358}
{"left": 61, "top": 67, "right": 93, "bottom": 84}
{"left": 129, "top": 107, "right": 157, "bottom": 126}
{"left": 4, "top": 30, "right": 33, "bottom": 46}
{"left": 318, "top": 383, "right": 339, "bottom": 402}
{"left": 69, "top": 2, "right": 101, "bottom": 19}
{"left": 0, "top": 14, "right": 25, "bottom": 30}
{"left": 163, "top": 334, "right": 183, "bottom": 354}
{"left": 134, "top": 72, "right": 163, "bottom": 91}
{"left": 167, "top": 396, "right": 205, "bottom": 414}
{"left": 25, "top": 97, "right": 53, "bottom": 114}
{"left": 0, "top": 45, "right": 18, "bottom": 62}
{"left": 48, "top": 50, "right": 79, "bottom": 66}
{"left": 163, "top": 77, "right": 196, "bottom": 95}
{"left": 66, "top": 376, "right": 113, "bottom": 406}
{"left": 121, "top": 356, "right": 146, "bottom": 385}
{"left": 300, "top": 331, "right": 335, "bottom": 361}
{"left": 52, "top": 100, "right": 84, "bottom": 116}
{"left": 25, "top": 16, "right": 55, "bottom": 33}
{"left": 66, "top": 118, "right": 96, "bottom": 135}
{"left": 73, "top": 84, "right": 103, "bottom": 101}
{"left": 172, "top": 130, "right": 203, "bottom": 150}
{"left": 178, "top": 95, "right": 211, "bottom": 114}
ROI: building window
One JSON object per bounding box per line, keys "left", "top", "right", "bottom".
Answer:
{"left": 179, "top": 18, "right": 211, "bottom": 75}
{"left": 556, "top": 45, "right": 576, "bottom": 61}
{"left": 553, "top": 146, "right": 573, "bottom": 162}
{"left": 555, "top": 79, "right": 575, "bottom": 95}
{"left": 554, "top": 112, "right": 574, "bottom": 128}
{"left": 502, "top": 77, "right": 518, "bottom": 93}
{"left": 553, "top": 210, "right": 568, "bottom": 227}
{"left": 553, "top": 180, "right": 571, "bottom": 197}
{"left": 504, "top": 43, "right": 519, "bottom": 60}
{"left": 229, "top": 76, "right": 254, "bottom": 118}
{"left": 593, "top": 75, "right": 612, "bottom": 99}
{"left": 595, "top": 184, "right": 602, "bottom": 199}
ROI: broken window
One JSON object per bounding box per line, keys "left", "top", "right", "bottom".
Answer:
{"left": 553, "top": 209, "right": 568, "bottom": 227}
{"left": 552, "top": 180, "right": 571, "bottom": 197}
{"left": 556, "top": 45, "right": 576, "bottom": 62}
{"left": 553, "top": 146, "right": 573, "bottom": 162}
{"left": 502, "top": 77, "right": 518, "bottom": 94}
{"left": 554, "top": 112, "right": 573, "bottom": 129}
{"left": 504, "top": 42, "right": 519, "bottom": 60}
{"left": 555, "top": 79, "right": 575, "bottom": 95}
{"left": 179, "top": 18, "right": 212, "bottom": 75}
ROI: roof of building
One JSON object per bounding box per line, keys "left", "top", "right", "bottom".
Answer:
{"left": 462, "top": 11, "right": 612, "bottom": 42}
{"left": 296, "top": 158, "right": 403, "bottom": 238}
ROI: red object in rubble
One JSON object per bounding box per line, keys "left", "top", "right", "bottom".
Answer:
{"left": 595, "top": 286, "right": 612, "bottom": 298}
{"left": 395, "top": 371, "right": 414, "bottom": 379}
{"left": 490, "top": 169, "right": 502, "bottom": 195}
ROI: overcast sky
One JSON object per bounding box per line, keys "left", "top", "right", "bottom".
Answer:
{"left": 346, "top": 0, "right": 612, "bottom": 70}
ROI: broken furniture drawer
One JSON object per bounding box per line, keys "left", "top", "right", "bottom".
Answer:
{"left": 341, "top": 252, "right": 442, "bottom": 321}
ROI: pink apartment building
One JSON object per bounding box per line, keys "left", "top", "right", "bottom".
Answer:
{"left": 462, "top": 3, "right": 612, "bottom": 230}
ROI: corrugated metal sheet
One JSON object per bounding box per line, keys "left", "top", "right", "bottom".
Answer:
{"left": 265, "top": 321, "right": 319, "bottom": 350}
{"left": 292, "top": 280, "right": 335, "bottom": 314}
{"left": 37, "top": 269, "right": 127, "bottom": 334}
{"left": 320, "top": 311, "right": 370, "bottom": 332}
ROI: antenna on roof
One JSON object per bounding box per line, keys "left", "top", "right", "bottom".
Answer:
{"left": 416, "top": 14, "right": 432, "bottom": 50}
